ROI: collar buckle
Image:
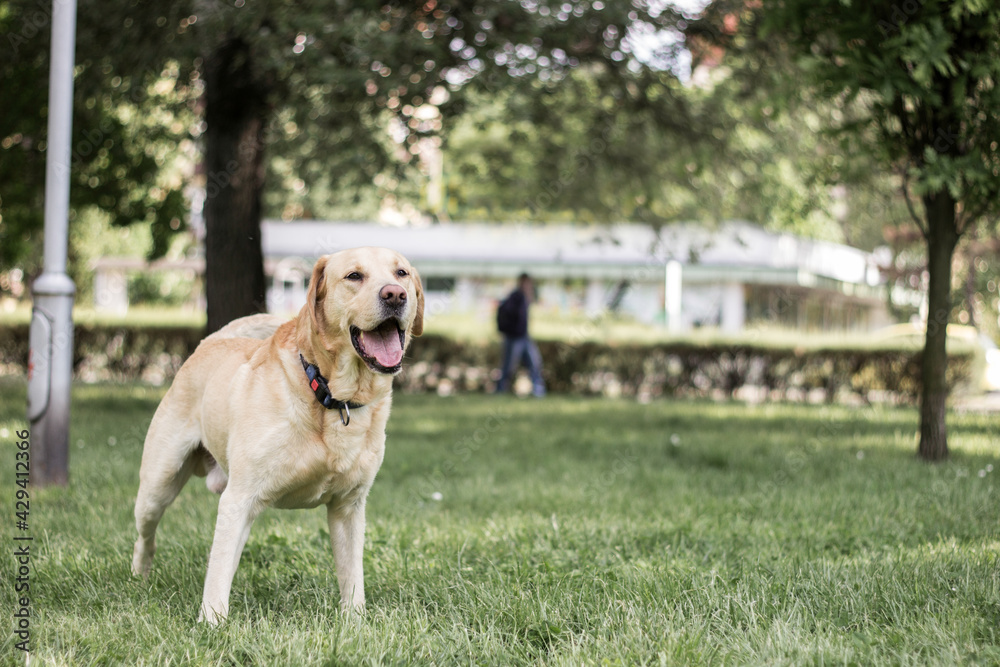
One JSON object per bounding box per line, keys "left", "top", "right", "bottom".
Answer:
{"left": 299, "top": 353, "right": 361, "bottom": 426}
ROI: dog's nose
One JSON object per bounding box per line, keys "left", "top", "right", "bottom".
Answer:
{"left": 380, "top": 284, "right": 407, "bottom": 308}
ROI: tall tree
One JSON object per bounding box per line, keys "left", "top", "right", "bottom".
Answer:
{"left": 201, "top": 34, "right": 270, "bottom": 331}
{"left": 709, "top": 0, "right": 1000, "bottom": 460}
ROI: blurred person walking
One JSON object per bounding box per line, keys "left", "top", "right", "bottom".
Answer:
{"left": 495, "top": 273, "right": 546, "bottom": 397}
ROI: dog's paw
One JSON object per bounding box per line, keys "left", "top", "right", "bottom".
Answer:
{"left": 131, "top": 541, "right": 154, "bottom": 579}
{"left": 198, "top": 604, "right": 227, "bottom": 627}
{"left": 340, "top": 597, "right": 366, "bottom": 617}
{"left": 339, "top": 601, "right": 366, "bottom": 626}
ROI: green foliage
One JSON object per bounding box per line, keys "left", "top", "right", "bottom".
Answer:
{"left": 676, "top": 79, "right": 855, "bottom": 241}
{"left": 441, "top": 67, "right": 713, "bottom": 225}
{"left": 0, "top": 0, "right": 194, "bottom": 273}
{"left": 751, "top": 0, "right": 1000, "bottom": 223}
{"left": 1, "top": 382, "right": 998, "bottom": 663}
{"left": 437, "top": 5, "right": 918, "bottom": 248}
{"left": 1, "top": 0, "right": 717, "bottom": 273}
{"left": 126, "top": 272, "right": 194, "bottom": 308}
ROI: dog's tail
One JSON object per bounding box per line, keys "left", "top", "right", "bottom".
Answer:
{"left": 204, "top": 313, "right": 287, "bottom": 342}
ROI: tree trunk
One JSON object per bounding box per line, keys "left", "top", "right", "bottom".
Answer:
{"left": 918, "top": 191, "right": 959, "bottom": 462}
{"left": 203, "top": 36, "right": 269, "bottom": 335}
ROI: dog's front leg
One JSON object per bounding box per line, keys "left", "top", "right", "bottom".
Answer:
{"left": 199, "top": 489, "right": 261, "bottom": 625}
{"left": 328, "top": 497, "right": 367, "bottom": 612}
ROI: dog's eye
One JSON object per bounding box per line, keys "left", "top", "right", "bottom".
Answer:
{"left": 396, "top": 269, "right": 408, "bottom": 278}
{"left": 345, "top": 272, "right": 363, "bottom": 281}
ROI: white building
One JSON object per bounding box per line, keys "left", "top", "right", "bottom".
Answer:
{"left": 260, "top": 220, "right": 894, "bottom": 333}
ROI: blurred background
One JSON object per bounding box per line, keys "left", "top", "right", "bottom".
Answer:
{"left": 1, "top": 0, "right": 999, "bottom": 397}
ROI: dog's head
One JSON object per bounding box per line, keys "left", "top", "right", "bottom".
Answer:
{"left": 305, "top": 247, "right": 424, "bottom": 375}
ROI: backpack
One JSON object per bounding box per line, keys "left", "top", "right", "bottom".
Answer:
{"left": 496, "top": 294, "right": 519, "bottom": 335}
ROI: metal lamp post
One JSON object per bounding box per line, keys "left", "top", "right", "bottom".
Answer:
{"left": 27, "top": 0, "right": 79, "bottom": 486}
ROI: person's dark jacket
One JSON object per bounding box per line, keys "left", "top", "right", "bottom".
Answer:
{"left": 504, "top": 289, "right": 529, "bottom": 338}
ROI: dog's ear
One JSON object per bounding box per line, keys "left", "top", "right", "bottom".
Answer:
{"left": 306, "top": 255, "right": 329, "bottom": 328}
{"left": 410, "top": 265, "right": 424, "bottom": 337}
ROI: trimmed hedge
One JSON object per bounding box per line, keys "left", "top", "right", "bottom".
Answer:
{"left": 0, "top": 322, "right": 202, "bottom": 385}
{"left": 398, "top": 337, "right": 974, "bottom": 405}
{"left": 0, "top": 322, "right": 970, "bottom": 405}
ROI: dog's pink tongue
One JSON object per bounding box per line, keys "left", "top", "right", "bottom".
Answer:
{"left": 364, "top": 324, "right": 403, "bottom": 367}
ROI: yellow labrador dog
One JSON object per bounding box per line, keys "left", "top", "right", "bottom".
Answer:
{"left": 131, "top": 247, "right": 423, "bottom": 624}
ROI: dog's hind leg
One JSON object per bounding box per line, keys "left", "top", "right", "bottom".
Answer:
{"left": 131, "top": 413, "right": 201, "bottom": 579}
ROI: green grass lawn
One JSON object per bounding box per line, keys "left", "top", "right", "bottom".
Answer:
{"left": 1, "top": 379, "right": 998, "bottom": 666}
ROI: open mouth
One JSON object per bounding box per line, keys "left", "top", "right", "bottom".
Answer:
{"left": 350, "top": 319, "right": 406, "bottom": 374}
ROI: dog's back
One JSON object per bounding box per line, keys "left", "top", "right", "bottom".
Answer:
{"left": 204, "top": 313, "right": 288, "bottom": 342}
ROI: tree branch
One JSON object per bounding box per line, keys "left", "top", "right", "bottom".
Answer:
{"left": 900, "top": 165, "right": 928, "bottom": 237}
{"left": 957, "top": 197, "right": 989, "bottom": 237}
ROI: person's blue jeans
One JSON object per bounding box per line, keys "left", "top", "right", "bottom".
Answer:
{"left": 496, "top": 335, "right": 546, "bottom": 396}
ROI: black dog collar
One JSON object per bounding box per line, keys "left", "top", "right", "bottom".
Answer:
{"left": 299, "top": 354, "right": 364, "bottom": 426}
